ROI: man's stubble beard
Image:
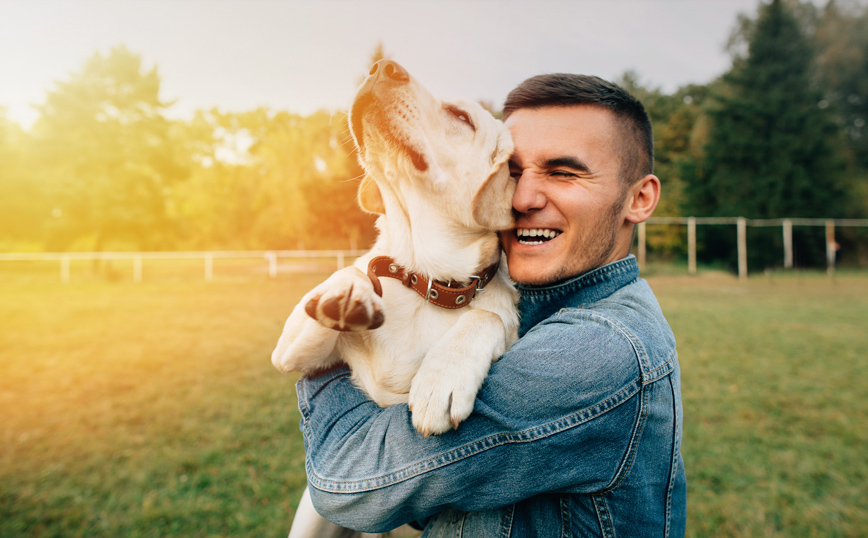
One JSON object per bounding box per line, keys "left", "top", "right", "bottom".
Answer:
{"left": 535, "top": 193, "right": 627, "bottom": 286}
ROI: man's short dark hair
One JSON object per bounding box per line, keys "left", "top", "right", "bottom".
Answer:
{"left": 503, "top": 74, "right": 654, "bottom": 185}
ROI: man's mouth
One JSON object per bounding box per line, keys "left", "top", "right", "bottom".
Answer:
{"left": 515, "top": 228, "right": 562, "bottom": 245}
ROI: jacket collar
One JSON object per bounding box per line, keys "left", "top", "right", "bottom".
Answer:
{"left": 516, "top": 255, "right": 639, "bottom": 337}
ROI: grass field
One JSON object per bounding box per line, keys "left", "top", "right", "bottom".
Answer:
{"left": 1, "top": 264, "right": 867, "bottom": 537}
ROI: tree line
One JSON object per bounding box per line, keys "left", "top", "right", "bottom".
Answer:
{"left": 624, "top": 0, "right": 867, "bottom": 269}
{"left": 1, "top": 0, "right": 866, "bottom": 270}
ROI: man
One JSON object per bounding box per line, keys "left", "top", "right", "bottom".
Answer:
{"left": 292, "top": 74, "right": 686, "bottom": 537}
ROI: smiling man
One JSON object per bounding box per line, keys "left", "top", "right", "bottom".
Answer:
{"left": 290, "top": 74, "right": 685, "bottom": 537}
{"left": 502, "top": 86, "right": 658, "bottom": 287}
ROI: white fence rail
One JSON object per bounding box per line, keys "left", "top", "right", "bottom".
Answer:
{"left": 0, "top": 249, "right": 367, "bottom": 283}
{"left": 3, "top": 217, "right": 868, "bottom": 283}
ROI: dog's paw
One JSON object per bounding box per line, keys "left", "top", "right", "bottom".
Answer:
{"left": 305, "top": 267, "right": 385, "bottom": 331}
{"left": 408, "top": 362, "right": 478, "bottom": 437}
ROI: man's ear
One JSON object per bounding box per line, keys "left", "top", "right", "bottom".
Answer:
{"left": 358, "top": 176, "right": 385, "bottom": 215}
{"left": 624, "top": 174, "right": 661, "bottom": 224}
{"left": 472, "top": 131, "right": 516, "bottom": 230}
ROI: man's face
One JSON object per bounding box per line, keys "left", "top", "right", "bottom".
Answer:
{"left": 500, "top": 105, "right": 634, "bottom": 285}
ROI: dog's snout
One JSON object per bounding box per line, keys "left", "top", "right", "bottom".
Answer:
{"left": 369, "top": 60, "right": 409, "bottom": 83}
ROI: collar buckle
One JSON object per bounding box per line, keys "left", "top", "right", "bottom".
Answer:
{"left": 469, "top": 275, "right": 485, "bottom": 295}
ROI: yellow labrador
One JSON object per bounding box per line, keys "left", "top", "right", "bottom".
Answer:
{"left": 272, "top": 60, "right": 519, "bottom": 538}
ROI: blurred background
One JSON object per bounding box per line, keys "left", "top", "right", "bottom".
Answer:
{"left": 1, "top": 1, "right": 867, "bottom": 537}
{"left": 1, "top": 0, "right": 866, "bottom": 269}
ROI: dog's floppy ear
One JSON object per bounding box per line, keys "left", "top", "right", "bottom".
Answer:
{"left": 472, "top": 134, "right": 515, "bottom": 230}
{"left": 358, "top": 176, "right": 385, "bottom": 215}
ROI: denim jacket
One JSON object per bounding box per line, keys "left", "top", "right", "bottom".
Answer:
{"left": 296, "top": 255, "right": 686, "bottom": 537}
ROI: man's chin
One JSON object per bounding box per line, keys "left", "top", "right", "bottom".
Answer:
{"left": 507, "top": 262, "right": 560, "bottom": 286}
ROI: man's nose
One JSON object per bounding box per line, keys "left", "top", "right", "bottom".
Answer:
{"left": 511, "top": 172, "right": 547, "bottom": 213}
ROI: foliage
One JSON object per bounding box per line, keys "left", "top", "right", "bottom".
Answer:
{"left": 614, "top": 1, "right": 868, "bottom": 270}
{"left": 28, "top": 45, "right": 188, "bottom": 251}
{"left": 2, "top": 17, "right": 868, "bottom": 269}
{"left": 0, "top": 108, "right": 44, "bottom": 248}
{"left": 686, "top": 0, "right": 845, "bottom": 219}
{"left": 681, "top": 0, "right": 850, "bottom": 270}
{"left": 0, "top": 45, "right": 379, "bottom": 253}
{"left": 617, "top": 73, "right": 712, "bottom": 258}
{"left": 173, "top": 109, "right": 375, "bottom": 250}
{"left": 815, "top": 0, "right": 868, "bottom": 173}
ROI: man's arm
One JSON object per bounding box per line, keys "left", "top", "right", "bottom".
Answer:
{"left": 298, "top": 312, "right": 645, "bottom": 533}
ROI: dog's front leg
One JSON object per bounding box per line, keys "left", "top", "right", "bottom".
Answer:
{"left": 272, "top": 266, "right": 385, "bottom": 374}
{"left": 408, "top": 309, "right": 507, "bottom": 437}
{"left": 271, "top": 301, "right": 342, "bottom": 374}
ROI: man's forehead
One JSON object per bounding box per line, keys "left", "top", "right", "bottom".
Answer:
{"left": 505, "top": 103, "right": 616, "bottom": 124}
{"left": 505, "top": 105, "right": 618, "bottom": 165}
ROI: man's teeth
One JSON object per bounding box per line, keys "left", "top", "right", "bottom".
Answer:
{"left": 516, "top": 228, "right": 561, "bottom": 245}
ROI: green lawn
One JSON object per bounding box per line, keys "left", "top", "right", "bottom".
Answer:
{"left": 1, "top": 267, "right": 866, "bottom": 537}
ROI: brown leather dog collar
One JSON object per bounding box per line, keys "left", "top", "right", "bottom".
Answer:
{"left": 366, "top": 255, "right": 498, "bottom": 309}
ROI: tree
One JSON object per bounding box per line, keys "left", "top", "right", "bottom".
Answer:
{"left": 171, "top": 107, "right": 378, "bottom": 251}
{"left": 683, "top": 0, "right": 847, "bottom": 270}
{"left": 0, "top": 109, "right": 45, "bottom": 248}
{"left": 30, "top": 45, "right": 187, "bottom": 251}
{"left": 815, "top": 0, "right": 868, "bottom": 192}
{"left": 244, "top": 108, "right": 372, "bottom": 250}
{"left": 170, "top": 44, "right": 392, "bottom": 251}
{"left": 617, "top": 73, "right": 712, "bottom": 259}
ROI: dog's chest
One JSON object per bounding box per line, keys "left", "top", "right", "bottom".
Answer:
{"left": 337, "top": 281, "right": 468, "bottom": 406}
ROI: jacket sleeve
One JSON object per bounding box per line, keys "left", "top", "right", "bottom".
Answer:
{"left": 298, "top": 312, "right": 645, "bottom": 533}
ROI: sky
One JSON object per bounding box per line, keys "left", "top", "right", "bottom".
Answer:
{"left": 0, "top": 0, "right": 768, "bottom": 128}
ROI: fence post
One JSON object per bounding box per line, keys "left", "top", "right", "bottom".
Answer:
{"left": 637, "top": 221, "right": 646, "bottom": 271}
{"left": 687, "top": 217, "right": 696, "bottom": 275}
{"left": 61, "top": 256, "right": 70, "bottom": 283}
{"left": 265, "top": 252, "right": 277, "bottom": 278}
{"left": 737, "top": 217, "right": 747, "bottom": 281}
{"left": 205, "top": 254, "right": 213, "bottom": 281}
{"left": 134, "top": 256, "right": 142, "bottom": 283}
{"left": 826, "top": 220, "right": 836, "bottom": 276}
{"left": 783, "top": 219, "right": 793, "bottom": 269}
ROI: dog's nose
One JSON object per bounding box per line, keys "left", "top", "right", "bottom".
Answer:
{"left": 369, "top": 60, "right": 409, "bottom": 83}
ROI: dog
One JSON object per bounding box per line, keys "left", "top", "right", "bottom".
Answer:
{"left": 271, "top": 60, "right": 519, "bottom": 538}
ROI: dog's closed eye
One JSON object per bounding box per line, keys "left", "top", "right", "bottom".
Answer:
{"left": 444, "top": 105, "right": 475, "bottom": 131}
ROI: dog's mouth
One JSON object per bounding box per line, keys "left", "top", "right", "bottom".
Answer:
{"left": 350, "top": 93, "right": 428, "bottom": 172}
{"left": 515, "top": 228, "right": 562, "bottom": 245}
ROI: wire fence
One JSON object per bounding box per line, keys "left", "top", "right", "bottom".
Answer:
{"left": 2, "top": 217, "right": 868, "bottom": 283}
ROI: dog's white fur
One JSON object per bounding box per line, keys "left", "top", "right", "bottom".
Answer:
{"left": 272, "top": 62, "right": 519, "bottom": 537}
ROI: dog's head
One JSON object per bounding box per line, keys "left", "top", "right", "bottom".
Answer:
{"left": 349, "top": 60, "right": 515, "bottom": 232}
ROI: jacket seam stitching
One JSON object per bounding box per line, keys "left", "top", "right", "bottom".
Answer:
{"left": 597, "top": 312, "right": 651, "bottom": 378}
{"left": 663, "top": 374, "right": 679, "bottom": 538}
{"left": 593, "top": 494, "right": 615, "bottom": 538}
{"left": 296, "top": 380, "right": 311, "bottom": 423}
{"left": 498, "top": 504, "right": 514, "bottom": 538}
{"left": 601, "top": 380, "right": 649, "bottom": 493}
{"left": 593, "top": 310, "right": 675, "bottom": 384}
{"left": 550, "top": 309, "right": 660, "bottom": 381}
{"left": 644, "top": 350, "right": 677, "bottom": 383}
